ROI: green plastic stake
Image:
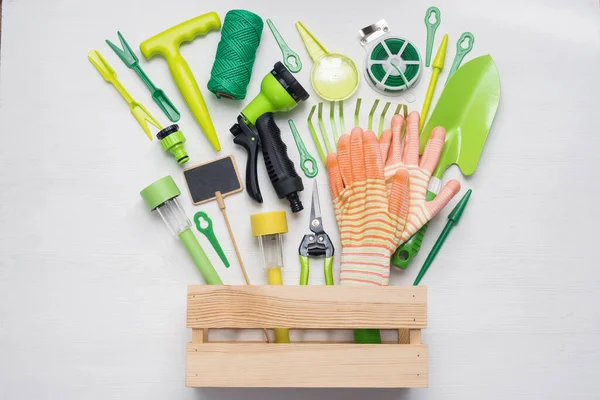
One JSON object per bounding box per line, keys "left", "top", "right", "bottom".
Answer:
{"left": 339, "top": 100, "right": 345, "bottom": 134}
{"left": 424, "top": 7, "right": 441, "bottom": 68}
{"left": 377, "top": 101, "right": 391, "bottom": 137}
{"left": 194, "top": 211, "right": 230, "bottom": 268}
{"left": 288, "top": 119, "right": 318, "bottom": 178}
{"left": 354, "top": 98, "right": 362, "bottom": 127}
{"left": 307, "top": 105, "right": 326, "bottom": 165}
{"left": 266, "top": 19, "right": 302, "bottom": 73}
{"left": 330, "top": 102, "right": 338, "bottom": 144}
{"left": 368, "top": 99, "right": 379, "bottom": 131}
{"left": 445, "top": 32, "right": 475, "bottom": 85}
{"left": 413, "top": 189, "right": 472, "bottom": 285}
{"left": 106, "top": 31, "right": 180, "bottom": 122}
{"left": 317, "top": 102, "right": 333, "bottom": 154}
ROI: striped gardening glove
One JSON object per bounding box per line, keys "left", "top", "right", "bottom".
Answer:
{"left": 379, "top": 111, "right": 461, "bottom": 243}
{"left": 327, "top": 127, "right": 411, "bottom": 286}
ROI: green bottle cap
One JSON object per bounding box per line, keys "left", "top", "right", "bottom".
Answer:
{"left": 448, "top": 189, "right": 472, "bottom": 222}
{"left": 140, "top": 176, "right": 181, "bottom": 211}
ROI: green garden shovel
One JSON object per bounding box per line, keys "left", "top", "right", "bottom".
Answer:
{"left": 391, "top": 55, "right": 500, "bottom": 269}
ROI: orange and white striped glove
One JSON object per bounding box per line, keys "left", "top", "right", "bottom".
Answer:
{"left": 379, "top": 111, "right": 461, "bottom": 243}
{"left": 327, "top": 128, "right": 410, "bottom": 286}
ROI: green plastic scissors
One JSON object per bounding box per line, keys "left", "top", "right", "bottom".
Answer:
{"left": 298, "top": 181, "right": 334, "bottom": 285}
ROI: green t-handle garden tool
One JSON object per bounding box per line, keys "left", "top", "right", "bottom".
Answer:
{"left": 391, "top": 55, "right": 500, "bottom": 270}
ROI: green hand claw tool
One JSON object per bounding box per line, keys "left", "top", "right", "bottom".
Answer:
{"left": 298, "top": 181, "right": 334, "bottom": 285}
{"left": 288, "top": 119, "right": 318, "bottom": 178}
{"left": 88, "top": 50, "right": 162, "bottom": 140}
{"left": 106, "top": 32, "right": 180, "bottom": 122}
{"left": 193, "top": 211, "right": 230, "bottom": 268}
{"left": 266, "top": 19, "right": 302, "bottom": 73}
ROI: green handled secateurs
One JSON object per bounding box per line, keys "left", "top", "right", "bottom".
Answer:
{"left": 298, "top": 181, "right": 334, "bottom": 285}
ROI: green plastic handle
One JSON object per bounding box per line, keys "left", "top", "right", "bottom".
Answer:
{"left": 424, "top": 6, "right": 441, "bottom": 68}
{"left": 445, "top": 32, "right": 475, "bottom": 85}
{"left": 178, "top": 228, "right": 223, "bottom": 285}
{"left": 391, "top": 190, "right": 436, "bottom": 270}
{"left": 288, "top": 119, "right": 318, "bottom": 178}
{"left": 299, "top": 255, "right": 309, "bottom": 285}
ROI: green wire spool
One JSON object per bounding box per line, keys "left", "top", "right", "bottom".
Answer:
{"left": 364, "top": 36, "right": 422, "bottom": 96}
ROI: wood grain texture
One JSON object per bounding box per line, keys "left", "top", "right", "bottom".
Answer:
{"left": 186, "top": 343, "right": 428, "bottom": 388}
{"left": 187, "top": 285, "right": 427, "bottom": 329}
{"left": 410, "top": 329, "right": 422, "bottom": 344}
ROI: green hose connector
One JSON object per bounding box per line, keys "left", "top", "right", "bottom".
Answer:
{"left": 157, "top": 124, "right": 189, "bottom": 165}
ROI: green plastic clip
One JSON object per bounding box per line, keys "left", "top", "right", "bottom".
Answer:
{"left": 193, "top": 211, "right": 230, "bottom": 268}
{"left": 266, "top": 19, "right": 302, "bottom": 73}
{"left": 424, "top": 7, "right": 441, "bottom": 68}
{"left": 288, "top": 119, "right": 318, "bottom": 178}
{"left": 446, "top": 32, "right": 475, "bottom": 84}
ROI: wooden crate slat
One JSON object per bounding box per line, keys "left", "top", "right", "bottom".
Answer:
{"left": 186, "top": 343, "right": 428, "bottom": 388}
{"left": 187, "top": 285, "right": 427, "bottom": 329}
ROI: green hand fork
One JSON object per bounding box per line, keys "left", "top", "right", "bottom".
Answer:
{"left": 298, "top": 181, "right": 334, "bottom": 285}
{"left": 106, "top": 32, "right": 180, "bottom": 122}
{"left": 88, "top": 50, "right": 162, "bottom": 140}
{"left": 193, "top": 211, "right": 230, "bottom": 268}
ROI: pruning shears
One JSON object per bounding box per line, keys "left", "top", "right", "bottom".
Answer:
{"left": 298, "top": 181, "right": 334, "bottom": 285}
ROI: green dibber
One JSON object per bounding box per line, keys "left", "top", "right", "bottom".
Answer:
{"left": 413, "top": 189, "right": 472, "bottom": 285}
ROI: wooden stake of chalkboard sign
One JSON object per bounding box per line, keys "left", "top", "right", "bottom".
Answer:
{"left": 183, "top": 156, "right": 270, "bottom": 343}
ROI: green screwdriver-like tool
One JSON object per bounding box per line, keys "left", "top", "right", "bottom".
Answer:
{"left": 413, "top": 189, "right": 472, "bottom": 285}
{"left": 106, "top": 31, "right": 180, "bottom": 122}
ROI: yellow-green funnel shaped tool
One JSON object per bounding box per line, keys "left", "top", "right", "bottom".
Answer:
{"left": 140, "top": 12, "right": 222, "bottom": 151}
{"left": 296, "top": 21, "right": 359, "bottom": 101}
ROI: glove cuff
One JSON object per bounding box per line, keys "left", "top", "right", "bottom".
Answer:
{"left": 339, "top": 247, "right": 391, "bottom": 286}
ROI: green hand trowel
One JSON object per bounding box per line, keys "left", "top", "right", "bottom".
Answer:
{"left": 296, "top": 21, "right": 359, "bottom": 101}
{"left": 391, "top": 54, "right": 500, "bottom": 269}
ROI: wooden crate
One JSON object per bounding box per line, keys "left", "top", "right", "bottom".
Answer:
{"left": 186, "top": 285, "right": 427, "bottom": 388}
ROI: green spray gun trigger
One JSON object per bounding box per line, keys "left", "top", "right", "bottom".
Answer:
{"left": 266, "top": 19, "right": 302, "bottom": 73}
{"left": 106, "top": 32, "right": 180, "bottom": 122}
{"left": 194, "top": 211, "right": 230, "bottom": 268}
{"left": 288, "top": 119, "right": 318, "bottom": 178}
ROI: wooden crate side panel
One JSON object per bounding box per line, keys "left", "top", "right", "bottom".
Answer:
{"left": 186, "top": 343, "right": 428, "bottom": 388}
{"left": 187, "top": 286, "right": 427, "bottom": 329}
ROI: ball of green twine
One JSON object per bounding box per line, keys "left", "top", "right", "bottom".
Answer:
{"left": 207, "top": 10, "right": 264, "bottom": 100}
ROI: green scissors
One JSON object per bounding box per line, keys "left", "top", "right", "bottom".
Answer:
{"left": 298, "top": 181, "right": 334, "bottom": 285}
{"left": 193, "top": 211, "right": 230, "bottom": 268}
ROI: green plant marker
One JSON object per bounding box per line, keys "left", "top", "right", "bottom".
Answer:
{"left": 424, "top": 7, "right": 441, "bottom": 68}
{"left": 413, "top": 189, "right": 472, "bottom": 285}
{"left": 445, "top": 32, "right": 475, "bottom": 85}
{"left": 354, "top": 98, "right": 362, "bottom": 127}
{"left": 317, "top": 102, "right": 333, "bottom": 153}
{"left": 307, "top": 105, "right": 326, "bottom": 165}
{"left": 338, "top": 100, "right": 345, "bottom": 134}
{"left": 194, "top": 211, "right": 230, "bottom": 268}
{"left": 288, "top": 119, "right": 318, "bottom": 178}
{"left": 330, "top": 102, "right": 338, "bottom": 144}
{"left": 377, "top": 101, "right": 391, "bottom": 137}
{"left": 368, "top": 99, "right": 379, "bottom": 131}
{"left": 106, "top": 32, "right": 180, "bottom": 122}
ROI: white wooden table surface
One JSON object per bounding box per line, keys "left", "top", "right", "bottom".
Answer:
{"left": 1, "top": 0, "right": 599, "bottom": 398}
